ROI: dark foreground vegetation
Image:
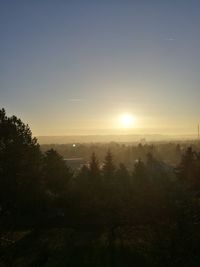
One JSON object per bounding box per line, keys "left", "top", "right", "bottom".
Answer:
{"left": 1, "top": 108, "right": 200, "bottom": 266}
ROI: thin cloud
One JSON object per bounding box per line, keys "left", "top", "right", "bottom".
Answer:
{"left": 68, "top": 98, "right": 85, "bottom": 102}
{"left": 165, "top": 37, "right": 176, "bottom": 41}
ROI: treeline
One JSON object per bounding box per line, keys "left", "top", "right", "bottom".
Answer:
{"left": 1, "top": 108, "right": 200, "bottom": 266}
{"left": 41, "top": 141, "right": 185, "bottom": 168}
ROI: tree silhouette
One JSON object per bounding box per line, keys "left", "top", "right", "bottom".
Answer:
{"left": 43, "top": 149, "right": 72, "bottom": 196}
{"left": 102, "top": 150, "right": 115, "bottom": 181}
{"left": 176, "top": 147, "right": 195, "bottom": 183}
{"left": 89, "top": 152, "right": 100, "bottom": 179}
{"left": 115, "top": 163, "right": 130, "bottom": 191}
{"left": 133, "top": 159, "right": 147, "bottom": 186}
{"left": 0, "top": 108, "right": 42, "bottom": 218}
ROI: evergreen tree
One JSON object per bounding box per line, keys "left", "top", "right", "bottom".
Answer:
{"left": 132, "top": 159, "right": 147, "bottom": 186}
{"left": 43, "top": 149, "right": 72, "bottom": 196}
{"left": 102, "top": 150, "right": 115, "bottom": 180}
{"left": 176, "top": 147, "right": 200, "bottom": 188}
{"left": 115, "top": 163, "right": 130, "bottom": 189}
{"left": 176, "top": 147, "right": 192, "bottom": 181}
{"left": 0, "top": 108, "right": 42, "bottom": 217}
{"left": 89, "top": 152, "right": 100, "bottom": 179}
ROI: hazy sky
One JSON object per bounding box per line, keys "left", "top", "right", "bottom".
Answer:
{"left": 1, "top": 0, "right": 200, "bottom": 136}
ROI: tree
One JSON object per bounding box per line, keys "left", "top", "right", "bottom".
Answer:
{"left": 102, "top": 150, "right": 115, "bottom": 181}
{"left": 176, "top": 147, "right": 195, "bottom": 182}
{"left": 176, "top": 147, "right": 200, "bottom": 189}
{"left": 77, "top": 165, "right": 90, "bottom": 183}
{"left": 0, "top": 108, "right": 42, "bottom": 217}
{"left": 132, "top": 159, "right": 147, "bottom": 186}
{"left": 115, "top": 163, "right": 130, "bottom": 189}
{"left": 89, "top": 152, "right": 100, "bottom": 179}
{"left": 43, "top": 149, "right": 72, "bottom": 197}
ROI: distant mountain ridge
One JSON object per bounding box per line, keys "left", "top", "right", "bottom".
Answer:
{"left": 37, "top": 134, "right": 196, "bottom": 144}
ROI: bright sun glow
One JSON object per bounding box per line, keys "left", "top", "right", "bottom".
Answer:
{"left": 119, "top": 113, "right": 136, "bottom": 128}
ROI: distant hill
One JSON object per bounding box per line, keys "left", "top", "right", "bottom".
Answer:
{"left": 37, "top": 134, "right": 196, "bottom": 144}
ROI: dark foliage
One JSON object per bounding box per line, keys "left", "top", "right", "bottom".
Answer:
{"left": 1, "top": 108, "right": 200, "bottom": 266}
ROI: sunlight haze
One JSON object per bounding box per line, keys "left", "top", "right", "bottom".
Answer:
{"left": 1, "top": 1, "right": 200, "bottom": 137}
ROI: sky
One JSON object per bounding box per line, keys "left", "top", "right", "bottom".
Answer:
{"left": 1, "top": 0, "right": 200, "bottom": 136}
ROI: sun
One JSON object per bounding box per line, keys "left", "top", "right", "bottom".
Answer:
{"left": 119, "top": 113, "right": 136, "bottom": 128}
